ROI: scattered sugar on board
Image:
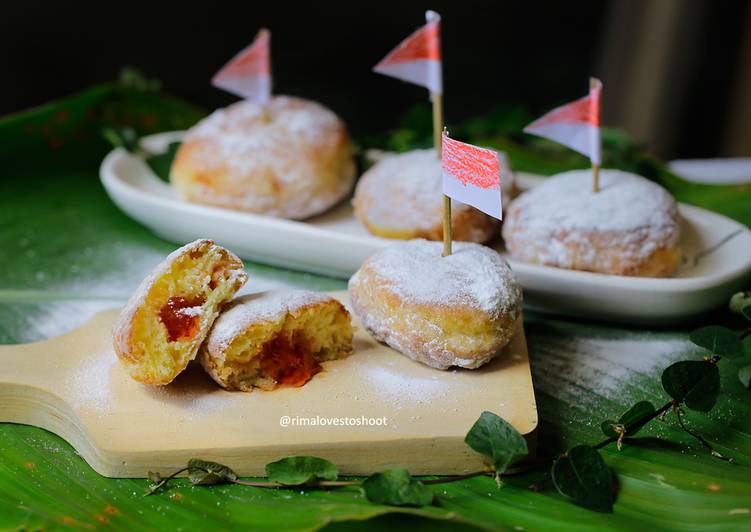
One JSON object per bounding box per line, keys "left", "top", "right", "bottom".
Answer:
{"left": 66, "top": 349, "right": 117, "bottom": 413}
{"left": 361, "top": 365, "right": 462, "bottom": 408}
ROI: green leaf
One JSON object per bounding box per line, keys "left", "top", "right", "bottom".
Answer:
{"left": 464, "top": 411, "right": 528, "bottom": 473}
{"left": 601, "top": 401, "right": 656, "bottom": 438}
{"left": 362, "top": 469, "right": 434, "bottom": 507}
{"left": 743, "top": 307, "right": 751, "bottom": 322}
{"left": 101, "top": 126, "right": 140, "bottom": 152}
{"left": 740, "top": 365, "right": 751, "bottom": 389}
{"left": 661, "top": 360, "right": 720, "bottom": 412}
{"left": 729, "top": 292, "right": 751, "bottom": 315}
{"left": 145, "top": 141, "right": 181, "bottom": 182}
{"left": 689, "top": 326, "right": 745, "bottom": 359}
{"left": 552, "top": 446, "right": 614, "bottom": 512}
{"left": 187, "top": 459, "right": 238, "bottom": 486}
{"left": 265, "top": 456, "right": 338, "bottom": 486}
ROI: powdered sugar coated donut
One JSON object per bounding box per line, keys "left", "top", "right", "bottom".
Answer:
{"left": 171, "top": 96, "right": 355, "bottom": 219}
{"left": 502, "top": 169, "right": 682, "bottom": 277}
{"left": 348, "top": 239, "right": 522, "bottom": 370}
{"left": 353, "top": 149, "right": 502, "bottom": 243}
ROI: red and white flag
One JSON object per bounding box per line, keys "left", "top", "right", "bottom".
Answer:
{"left": 373, "top": 10, "right": 442, "bottom": 94}
{"left": 212, "top": 29, "right": 272, "bottom": 104}
{"left": 524, "top": 78, "right": 602, "bottom": 164}
{"left": 442, "top": 132, "right": 503, "bottom": 220}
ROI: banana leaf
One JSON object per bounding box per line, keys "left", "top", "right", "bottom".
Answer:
{"left": 0, "top": 83, "right": 750, "bottom": 531}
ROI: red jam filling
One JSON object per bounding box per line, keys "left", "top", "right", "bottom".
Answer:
{"left": 259, "top": 335, "right": 321, "bottom": 387}
{"left": 159, "top": 296, "right": 205, "bottom": 342}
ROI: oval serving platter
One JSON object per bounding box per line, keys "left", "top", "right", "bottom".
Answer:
{"left": 100, "top": 132, "right": 751, "bottom": 324}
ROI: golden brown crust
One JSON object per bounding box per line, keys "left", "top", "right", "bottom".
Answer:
{"left": 347, "top": 240, "right": 522, "bottom": 370}
{"left": 355, "top": 198, "right": 500, "bottom": 242}
{"left": 501, "top": 170, "right": 683, "bottom": 277}
{"left": 113, "top": 239, "right": 247, "bottom": 385}
{"left": 171, "top": 96, "right": 355, "bottom": 219}
{"left": 503, "top": 224, "right": 682, "bottom": 277}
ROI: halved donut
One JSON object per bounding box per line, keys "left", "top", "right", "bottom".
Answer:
{"left": 113, "top": 239, "right": 248, "bottom": 385}
{"left": 201, "top": 291, "right": 353, "bottom": 391}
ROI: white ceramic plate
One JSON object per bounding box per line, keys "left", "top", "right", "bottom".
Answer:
{"left": 100, "top": 132, "right": 751, "bottom": 323}
{"left": 669, "top": 158, "right": 751, "bottom": 185}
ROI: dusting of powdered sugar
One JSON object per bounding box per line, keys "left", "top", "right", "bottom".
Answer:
{"left": 528, "top": 331, "right": 704, "bottom": 409}
{"left": 176, "top": 96, "right": 355, "bottom": 218}
{"left": 66, "top": 349, "right": 118, "bottom": 413}
{"left": 205, "top": 290, "right": 334, "bottom": 357}
{"left": 354, "top": 239, "right": 522, "bottom": 320}
{"left": 187, "top": 96, "right": 344, "bottom": 150}
{"left": 354, "top": 149, "right": 510, "bottom": 240}
{"left": 354, "top": 150, "right": 470, "bottom": 231}
{"left": 177, "top": 306, "right": 203, "bottom": 317}
{"left": 503, "top": 169, "right": 681, "bottom": 265}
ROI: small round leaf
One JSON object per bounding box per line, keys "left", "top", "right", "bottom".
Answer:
{"left": 362, "top": 469, "right": 433, "bottom": 507}
{"left": 464, "top": 411, "right": 528, "bottom": 473}
{"left": 729, "top": 292, "right": 751, "bottom": 315}
{"left": 552, "top": 446, "right": 614, "bottom": 512}
{"left": 265, "top": 456, "right": 338, "bottom": 486}
{"left": 187, "top": 459, "right": 238, "bottom": 486}
{"left": 689, "top": 326, "right": 744, "bottom": 358}
{"left": 661, "top": 361, "right": 720, "bottom": 412}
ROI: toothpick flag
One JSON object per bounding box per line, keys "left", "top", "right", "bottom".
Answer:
{"left": 375, "top": 10, "right": 451, "bottom": 254}
{"left": 442, "top": 132, "right": 503, "bottom": 220}
{"left": 524, "top": 77, "right": 602, "bottom": 165}
{"left": 212, "top": 29, "right": 272, "bottom": 104}
{"left": 373, "top": 10, "right": 442, "bottom": 94}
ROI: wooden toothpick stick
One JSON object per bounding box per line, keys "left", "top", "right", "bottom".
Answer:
{"left": 433, "top": 93, "right": 451, "bottom": 256}
{"left": 590, "top": 77, "right": 601, "bottom": 193}
{"left": 592, "top": 162, "right": 600, "bottom": 193}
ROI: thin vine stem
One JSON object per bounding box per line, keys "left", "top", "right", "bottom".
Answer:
{"left": 671, "top": 405, "right": 733, "bottom": 462}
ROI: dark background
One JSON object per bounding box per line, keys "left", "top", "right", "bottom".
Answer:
{"left": 3, "top": 0, "right": 750, "bottom": 159}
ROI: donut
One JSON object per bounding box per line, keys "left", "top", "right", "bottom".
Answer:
{"left": 171, "top": 96, "right": 356, "bottom": 219}
{"left": 352, "top": 149, "right": 503, "bottom": 243}
{"left": 113, "top": 239, "right": 248, "bottom": 385}
{"left": 348, "top": 239, "right": 522, "bottom": 370}
{"left": 201, "top": 291, "right": 353, "bottom": 391}
{"left": 502, "top": 169, "right": 682, "bottom": 277}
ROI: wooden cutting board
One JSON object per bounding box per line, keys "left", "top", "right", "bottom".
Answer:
{"left": 0, "top": 291, "right": 537, "bottom": 477}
